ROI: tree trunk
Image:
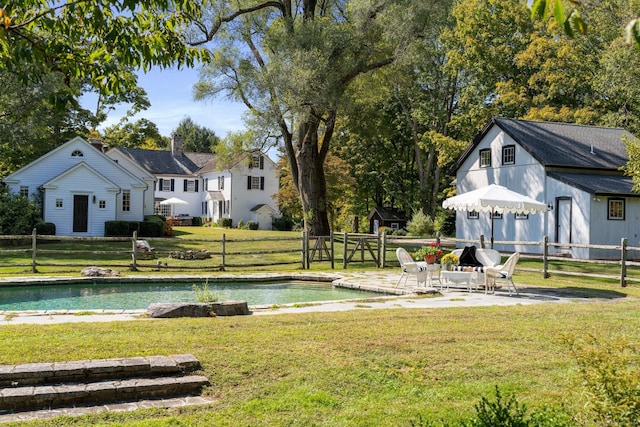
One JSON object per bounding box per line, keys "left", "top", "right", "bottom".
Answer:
{"left": 290, "top": 117, "right": 331, "bottom": 236}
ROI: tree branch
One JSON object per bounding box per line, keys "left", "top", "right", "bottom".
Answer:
{"left": 189, "top": 1, "right": 285, "bottom": 46}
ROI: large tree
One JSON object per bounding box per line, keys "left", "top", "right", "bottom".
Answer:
{"left": 174, "top": 117, "right": 220, "bottom": 153}
{"left": 191, "top": 0, "right": 441, "bottom": 235}
{"left": 0, "top": 1, "right": 207, "bottom": 97}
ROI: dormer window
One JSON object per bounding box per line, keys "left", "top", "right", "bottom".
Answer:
{"left": 71, "top": 149, "right": 84, "bottom": 157}
{"left": 250, "top": 154, "right": 264, "bottom": 170}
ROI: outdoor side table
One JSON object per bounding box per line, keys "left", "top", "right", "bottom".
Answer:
{"left": 424, "top": 263, "right": 440, "bottom": 287}
{"left": 439, "top": 270, "right": 478, "bottom": 292}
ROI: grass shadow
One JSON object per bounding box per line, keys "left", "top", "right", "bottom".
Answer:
{"left": 522, "top": 286, "right": 628, "bottom": 300}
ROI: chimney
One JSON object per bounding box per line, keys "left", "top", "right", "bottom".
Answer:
{"left": 171, "top": 133, "right": 184, "bottom": 157}
{"left": 89, "top": 138, "right": 104, "bottom": 152}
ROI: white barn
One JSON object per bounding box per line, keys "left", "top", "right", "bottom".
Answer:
{"left": 451, "top": 118, "right": 640, "bottom": 259}
{"left": 2, "top": 137, "right": 151, "bottom": 236}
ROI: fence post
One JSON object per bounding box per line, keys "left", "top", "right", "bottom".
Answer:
{"left": 479, "top": 235, "right": 485, "bottom": 248}
{"left": 222, "top": 233, "right": 226, "bottom": 271}
{"left": 379, "top": 231, "right": 386, "bottom": 268}
{"left": 543, "top": 235, "right": 549, "bottom": 278}
{"left": 131, "top": 231, "right": 138, "bottom": 271}
{"left": 620, "top": 237, "right": 628, "bottom": 287}
{"left": 31, "top": 228, "right": 37, "bottom": 273}
{"left": 330, "top": 231, "right": 335, "bottom": 269}
{"left": 307, "top": 231, "right": 312, "bottom": 269}
{"left": 343, "top": 232, "right": 348, "bottom": 269}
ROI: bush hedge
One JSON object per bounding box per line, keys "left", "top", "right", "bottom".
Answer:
{"left": 218, "top": 218, "right": 233, "bottom": 228}
{"left": 35, "top": 222, "right": 56, "bottom": 235}
{"left": 247, "top": 221, "right": 259, "bottom": 230}
{"left": 105, "top": 221, "right": 140, "bottom": 237}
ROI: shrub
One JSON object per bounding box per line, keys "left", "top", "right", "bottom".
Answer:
{"left": 144, "top": 215, "right": 165, "bottom": 223}
{"left": 105, "top": 221, "right": 137, "bottom": 237}
{"left": 218, "top": 218, "right": 232, "bottom": 228}
{"left": 237, "top": 219, "right": 245, "bottom": 229}
{"left": 34, "top": 222, "right": 56, "bottom": 235}
{"left": 247, "top": 221, "right": 259, "bottom": 230}
{"left": 394, "top": 229, "right": 407, "bottom": 236}
{"left": 139, "top": 220, "right": 163, "bottom": 237}
{"left": 0, "top": 189, "right": 42, "bottom": 235}
{"left": 273, "top": 215, "right": 294, "bottom": 231}
{"left": 191, "top": 216, "right": 203, "bottom": 226}
{"left": 193, "top": 280, "right": 219, "bottom": 303}
{"left": 566, "top": 335, "right": 640, "bottom": 426}
{"left": 407, "top": 209, "right": 434, "bottom": 236}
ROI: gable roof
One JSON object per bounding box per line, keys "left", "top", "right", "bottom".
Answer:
{"left": 367, "top": 207, "right": 408, "bottom": 222}
{"left": 455, "top": 118, "right": 637, "bottom": 172}
{"left": 3, "top": 137, "right": 147, "bottom": 187}
{"left": 114, "top": 148, "right": 216, "bottom": 176}
{"left": 41, "top": 162, "right": 121, "bottom": 191}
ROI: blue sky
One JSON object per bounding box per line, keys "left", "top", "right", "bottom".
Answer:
{"left": 83, "top": 67, "right": 247, "bottom": 138}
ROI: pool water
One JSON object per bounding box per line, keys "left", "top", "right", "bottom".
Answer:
{"left": 0, "top": 281, "right": 382, "bottom": 311}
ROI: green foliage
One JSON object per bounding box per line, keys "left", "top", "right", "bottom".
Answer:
{"left": 0, "top": 1, "right": 208, "bottom": 99}
{"left": 173, "top": 117, "right": 220, "bottom": 153}
{"left": 246, "top": 221, "right": 259, "bottom": 230}
{"left": 406, "top": 210, "right": 435, "bottom": 236}
{"left": 192, "top": 280, "right": 219, "bottom": 303}
{"left": 102, "top": 118, "right": 168, "bottom": 149}
{"left": 237, "top": 219, "right": 245, "bottom": 229}
{"left": 218, "top": 218, "right": 233, "bottom": 228}
{"left": 139, "top": 221, "right": 163, "bottom": 238}
{"left": 566, "top": 335, "right": 640, "bottom": 426}
{"left": 273, "top": 215, "right": 295, "bottom": 231}
{"left": 104, "top": 221, "right": 138, "bottom": 237}
{"left": 0, "top": 189, "right": 42, "bottom": 235}
{"left": 34, "top": 222, "right": 56, "bottom": 236}
{"left": 467, "top": 386, "right": 530, "bottom": 427}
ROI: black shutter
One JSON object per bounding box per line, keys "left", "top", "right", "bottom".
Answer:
{"left": 183, "top": 180, "right": 188, "bottom": 192}
{"left": 260, "top": 156, "right": 264, "bottom": 170}
{"left": 195, "top": 180, "right": 199, "bottom": 192}
{"left": 247, "top": 176, "right": 252, "bottom": 190}
{"left": 260, "top": 176, "right": 265, "bottom": 190}
{"left": 170, "top": 179, "right": 175, "bottom": 191}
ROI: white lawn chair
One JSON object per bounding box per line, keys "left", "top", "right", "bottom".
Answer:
{"left": 484, "top": 252, "right": 520, "bottom": 295}
{"left": 395, "top": 247, "right": 428, "bottom": 287}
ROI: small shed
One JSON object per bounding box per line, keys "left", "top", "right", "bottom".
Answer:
{"left": 368, "top": 207, "right": 408, "bottom": 234}
{"left": 250, "top": 204, "right": 277, "bottom": 230}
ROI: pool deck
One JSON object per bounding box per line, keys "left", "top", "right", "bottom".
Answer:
{"left": 0, "top": 271, "right": 617, "bottom": 325}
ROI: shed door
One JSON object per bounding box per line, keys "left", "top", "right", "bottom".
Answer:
{"left": 555, "top": 197, "right": 572, "bottom": 251}
{"left": 73, "top": 195, "right": 89, "bottom": 233}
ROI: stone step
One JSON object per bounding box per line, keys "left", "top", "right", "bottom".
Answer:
{"left": 0, "top": 375, "right": 209, "bottom": 412}
{"left": 0, "top": 354, "right": 200, "bottom": 387}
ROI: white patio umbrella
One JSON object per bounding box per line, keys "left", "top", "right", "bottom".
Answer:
{"left": 442, "top": 184, "right": 548, "bottom": 248}
{"left": 159, "top": 197, "right": 189, "bottom": 216}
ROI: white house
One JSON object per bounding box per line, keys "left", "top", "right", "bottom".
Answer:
{"left": 1, "top": 137, "right": 152, "bottom": 236}
{"left": 107, "top": 135, "right": 280, "bottom": 229}
{"left": 451, "top": 118, "right": 640, "bottom": 259}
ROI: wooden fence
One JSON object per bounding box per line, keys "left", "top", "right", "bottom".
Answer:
{"left": 1, "top": 229, "right": 638, "bottom": 287}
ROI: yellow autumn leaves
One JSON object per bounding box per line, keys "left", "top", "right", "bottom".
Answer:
{"left": 0, "top": 7, "right": 11, "bottom": 30}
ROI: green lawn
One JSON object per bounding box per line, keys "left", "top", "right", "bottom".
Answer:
{"left": 1, "top": 297, "right": 638, "bottom": 426}
{"left": 1, "top": 228, "right": 639, "bottom": 425}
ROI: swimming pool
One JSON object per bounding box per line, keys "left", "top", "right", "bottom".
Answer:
{"left": 0, "top": 280, "right": 383, "bottom": 311}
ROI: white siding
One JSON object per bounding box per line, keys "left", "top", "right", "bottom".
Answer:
{"left": 455, "top": 129, "right": 549, "bottom": 253}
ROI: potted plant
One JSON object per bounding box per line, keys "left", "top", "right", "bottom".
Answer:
{"left": 412, "top": 242, "right": 443, "bottom": 264}
{"left": 440, "top": 253, "right": 459, "bottom": 271}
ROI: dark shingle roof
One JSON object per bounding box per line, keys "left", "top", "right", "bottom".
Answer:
{"left": 117, "top": 148, "right": 216, "bottom": 175}
{"left": 548, "top": 172, "right": 636, "bottom": 196}
{"left": 493, "top": 118, "right": 633, "bottom": 169}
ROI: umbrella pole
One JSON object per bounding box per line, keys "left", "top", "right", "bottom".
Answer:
{"left": 491, "top": 210, "right": 495, "bottom": 249}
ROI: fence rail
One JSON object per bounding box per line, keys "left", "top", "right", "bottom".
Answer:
{"left": 0, "top": 229, "right": 638, "bottom": 287}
